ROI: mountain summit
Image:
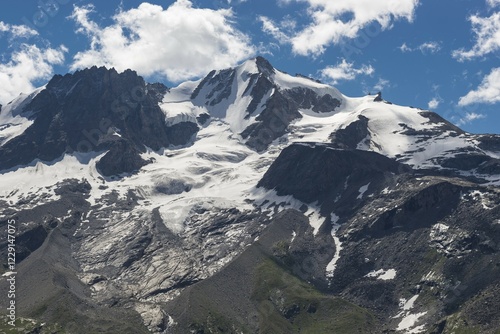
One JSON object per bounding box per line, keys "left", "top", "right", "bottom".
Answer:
{"left": 0, "top": 57, "right": 499, "bottom": 333}
{"left": 0, "top": 66, "right": 198, "bottom": 175}
{"left": 163, "top": 55, "right": 345, "bottom": 151}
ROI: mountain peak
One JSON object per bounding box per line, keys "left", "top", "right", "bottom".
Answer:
{"left": 166, "top": 56, "right": 345, "bottom": 151}
{"left": 254, "top": 56, "right": 275, "bottom": 76}
{"left": 0, "top": 66, "right": 197, "bottom": 174}
{"left": 46, "top": 66, "right": 144, "bottom": 96}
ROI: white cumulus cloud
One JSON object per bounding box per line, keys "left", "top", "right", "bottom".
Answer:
{"left": 263, "top": 0, "right": 419, "bottom": 56}
{"left": 456, "top": 112, "right": 486, "bottom": 126}
{"left": 320, "top": 58, "right": 374, "bottom": 84}
{"left": 487, "top": 0, "right": 500, "bottom": 8}
{"left": 452, "top": 12, "right": 500, "bottom": 61}
{"left": 458, "top": 67, "right": 500, "bottom": 106}
{"left": 259, "top": 16, "right": 291, "bottom": 44}
{"left": 428, "top": 98, "right": 440, "bottom": 109}
{"left": 0, "top": 44, "right": 67, "bottom": 105}
{"left": 0, "top": 21, "right": 38, "bottom": 39}
{"left": 69, "top": 1, "right": 256, "bottom": 82}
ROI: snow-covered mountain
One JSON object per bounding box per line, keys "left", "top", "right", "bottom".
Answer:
{"left": 161, "top": 56, "right": 500, "bottom": 177}
{"left": 0, "top": 57, "right": 499, "bottom": 333}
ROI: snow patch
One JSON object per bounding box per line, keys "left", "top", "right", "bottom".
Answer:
{"left": 394, "top": 295, "right": 426, "bottom": 333}
{"left": 326, "top": 213, "right": 342, "bottom": 278}
{"left": 357, "top": 183, "right": 370, "bottom": 199}
{"left": 307, "top": 210, "right": 326, "bottom": 235}
{"left": 365, "top": 268, "right": 397, "bottom": 280}
{"left": 401, "top": 295, "right": 419, "bottom": 311}
{"left": 396, "top": 312, "right": 427, "bottom": 333}
{"left": 160, "top": 101, "right": 204, "bottom": 126}
{"left": 330, "top": 213, "right": 340, "bottom": 224}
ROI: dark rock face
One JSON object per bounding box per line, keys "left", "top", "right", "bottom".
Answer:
{"left": 258, "top": 143, "right": 410, "bottom": 214}
{"left": 477, "top": 158, "right": 500, "bottom": 174}
{"left": 15, "top": 225, "right": 48, "bottom": 263}
{"left": 196, "top": 113, "right": 210, "bottom": 125}
{"left": 96, "top": 140, "right": 149, "bottom": 177}
{"left": 331, "top": 178, "right": 500, "bottom": 332}
{"left": 440, "top": 154, "right": 493, "bottom": 170}
{"left": 349, "top": 181, "right": 463, "bottom": 241}
{"left": 255, "top": 56, "right": 275, "bottom": 77}
{"left": 240, "top": 83, "right": 342, "bottom": 150}
{"left": 244, "top": 74, "right": 274, "bottom": 117}
{"left": 419, "top": 111, "right": 465, "bottom": 135}
{"left": 146, "top": 82, "right": 169, "bottom": 102}
{"left": 0, "top": 67, "right": 198, "bottom": 175}
{"left": 191, "top": 68, "right": 235, "bottom": 106}
{"left": 190, "top": 70, "right": 216, "bottom": 100}
{"left": 166, "top": 121, "right": 199, "bottom": 146}
{"left": 285, "top": 87, "right": 341, "bottom": 113}
{"left": 477, "top": 134, "right": 500, "bottom": 152}
{"left": 373, "top": 92, "right": 383, "bottom": 102}
{"left": 330, "top": 115, "right": 370, "bottom": 149}
{"left": 242, "top": 91, "right": 302, "bottom": 151}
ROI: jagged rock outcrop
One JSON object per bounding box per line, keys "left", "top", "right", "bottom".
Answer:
{"left": 96, "top": 140, "right": 150, "bottom": 177}
{"left": 242, "top": 91, "right": 303, "bottom": 151}
{"left": 0, "top": 67, "right": 199, "bottom": 175}
{"left": 258, "top": 142, "right": 410, "bottom": 215}
{"left": 329, "top": 115, "right": 370, "bottom": 149}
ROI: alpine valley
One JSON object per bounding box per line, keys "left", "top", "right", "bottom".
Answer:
{"left": 0, "top": 57, "right": 499, "bottom": 334}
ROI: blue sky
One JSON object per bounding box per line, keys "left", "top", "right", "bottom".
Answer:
{"left": 0, "top": 0, "right": 499, "bottom": 134}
